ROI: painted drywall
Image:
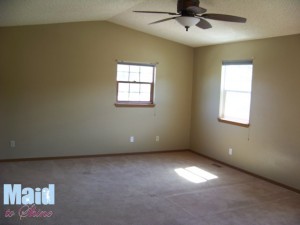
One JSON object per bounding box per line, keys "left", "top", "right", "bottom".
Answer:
{"left": 0, "top": 21, "right": 193, "bottom": 159}
{"left": 191, "top": 34, "right": 300, "bottom": 190}
{"left": 1, "top": 20, "right": 299, "bottom": 191}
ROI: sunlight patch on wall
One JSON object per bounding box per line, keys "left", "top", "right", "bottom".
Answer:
{"left": 175, "top": 166, "right": 218, "bottom": 184}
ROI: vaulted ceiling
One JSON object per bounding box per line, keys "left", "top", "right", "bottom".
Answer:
{"left": 1, "top": 0, "right": 300, "bottom": 47}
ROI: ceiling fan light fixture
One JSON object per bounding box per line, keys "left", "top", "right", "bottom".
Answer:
{"left": 175, "top": 16, "right": 200, "bottom": 31}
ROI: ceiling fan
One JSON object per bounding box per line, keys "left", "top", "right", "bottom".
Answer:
{"left": 133, "top": 0, "right": 246, "bottom": 31}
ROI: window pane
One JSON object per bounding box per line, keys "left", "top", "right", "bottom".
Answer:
{"left": 130, "top": 83, "right": 140, "bottom": 93}
{"left": 118, "top": 64, "right": 129, "bottom": 72}
{"left": 140, "top": 84, "right": 151, "bottom": 93}
{"left": 118, "top": 83, "right": 129, "bottom": 92}
{"left": 140, "top": 93, "right": 151, "bottom": 101}
{"left": 129, "top": 93, "right": 140, "bottom": 101}
{"left": 224, "top": 91, "right": 251, "bottom": 122}
{"left": 140, "top": 67, "right": 153, "bottom": 82}
{"left": 223, "top": 65, "right": 253, "bottom": 92}
{"left": 118, "top": 92, "right": 129, "bottom": 101}
{"left": 129, "top": 72, "right": 140, "bottom": 82}
{"left": 130, "top": 65, "right": 140, "bottom": 73}
{"left": 117, "top": 72, "right": 129, "bottom": 81}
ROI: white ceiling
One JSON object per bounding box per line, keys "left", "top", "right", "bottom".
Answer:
{"left": 1, "top": 0, "right": 300, "bottom": 47}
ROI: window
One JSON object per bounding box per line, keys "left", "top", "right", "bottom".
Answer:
{"left": 219, "top": 60, "right": 253, "bottom": 126}
{"left": 115, "top": 62, "right": 156, "bottom": 107}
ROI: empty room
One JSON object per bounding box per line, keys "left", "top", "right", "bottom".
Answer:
{"left": 0, "top": 0, "right": 300, "bottom": 224}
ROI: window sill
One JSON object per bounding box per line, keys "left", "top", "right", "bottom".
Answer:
{"left": 218, "top": 118, "right": 250, "bottom": 128}
{"left": 115, "top": 102, "right": 155, "bottom": 108}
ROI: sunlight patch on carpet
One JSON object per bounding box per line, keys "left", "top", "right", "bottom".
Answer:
{"left": 175, "top": 166, "right": 218, "bottom": 184}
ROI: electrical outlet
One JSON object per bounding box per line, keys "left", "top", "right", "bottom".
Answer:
{"left": 229, "top": 148, "right": 233, "bottom": 155}
{"left": 130, "top": 136, "right": 134, "bottom": 143}
{"left": 10, "top": 140, "right": 16, "bottom": 148}
{"left": 156, "top": 136, "right": 160, "bottom": 142}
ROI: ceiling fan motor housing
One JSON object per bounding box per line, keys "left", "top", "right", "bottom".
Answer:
{"left": 177, "top": 0, "right": 200, "bottom": 13}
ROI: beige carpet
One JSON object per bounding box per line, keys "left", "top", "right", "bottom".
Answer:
{"left": 0, "top": 151, "right": 299, "bottom": 225}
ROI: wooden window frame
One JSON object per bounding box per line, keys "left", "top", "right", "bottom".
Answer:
{"left": 115, "top": 62, "right": 156, "bottom": 107}
{"left": 218, "top": 60, "right": 253, "bottom": 127}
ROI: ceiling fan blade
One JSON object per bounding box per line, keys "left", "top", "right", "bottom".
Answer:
{"left": 149, "top": 17, "right": 179, "bottom": 25}
{"left": 186, "top": 6, "right": 207, "bottom": 14}
{"left": 133, "top": 11, "right": 178, "bottom": 16}
{"left": 201, "top": 13, "right": 247, "bottom": 23}
{"left": 195, "top": 18, "right": 212, "bottom": 29}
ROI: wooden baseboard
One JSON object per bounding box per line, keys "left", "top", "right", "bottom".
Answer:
{"left": 1, "top": 149, "right": 298, "bottom": 194}
{"left": 0, "top": 149, "right": 190, "bottom": 163}
{"left": 189, "top": 150, "right": 300, "bottom": 194}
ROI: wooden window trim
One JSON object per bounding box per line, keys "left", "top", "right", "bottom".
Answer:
{"left": 219, "top": 60, "right": 253, "bottom": 127}
{"left": 115, "top": 102, "right": 155, "bottom": 107}
{"left": 218, "top": 118, "right": 250, "bottom": 128}
{"left": 115, "top": 62, "right": 155, "bottom": 107}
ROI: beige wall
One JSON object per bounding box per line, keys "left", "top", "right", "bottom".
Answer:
{"left": 191, "top": 34, "right": 300, "bottom": 190}
{"left": 1, "top": 21, "right": 299, "bottom": 190}
{"left": 0, "top": 21, "right": 193, "bottom": 159}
